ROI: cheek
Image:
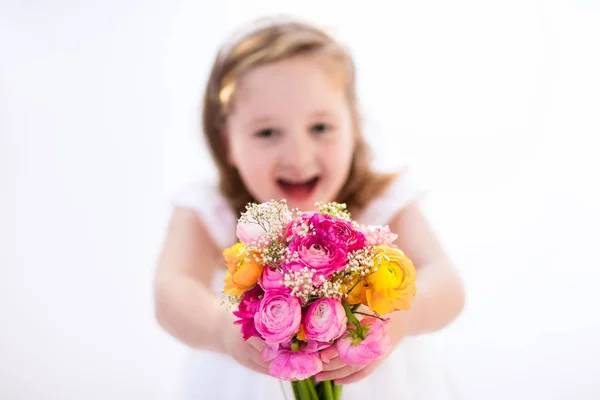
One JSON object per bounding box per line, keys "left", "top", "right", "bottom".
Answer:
{"left": 322, "top": 133, "right": 355, "bottom": 173}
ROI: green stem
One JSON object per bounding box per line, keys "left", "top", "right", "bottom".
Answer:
{"left": 297, "top": 380, "right": 310, "bottom": 400}
{"left": 333, "top": 382, "right": 342, "bottom": 400}
{"left": 353, "top": 311, "right": 388, "bottom": 321}
{"left": 291, "top": 340, "right": 300, "bottom": 352}
{"left": 322, "top": 379, "right": 334, "bottom": 400}
{"left": 342, "top": 302, "right": 363, "bottom": 339}
{"left": 305, "top": 378, "right": 319, "bottom": 400}
{"left": 291, "top": 380, "right": 301, "bottom": 399}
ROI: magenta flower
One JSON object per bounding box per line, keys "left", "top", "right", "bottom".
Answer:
{"left": 308, "top": 213, "right": 365, "bottom": 252}
{"left": 336, "top": 317, "right": 392, "bottom": 367}
{"left": 254, "top": 290, "right": 301, "bottom": 345}
{"left": 261, "top": 342, "right": 323, "bottom": 381}
{"left": 232, "top": 285, "right": 264, "bottom": 340}
{"left": 304, "top": 299, "right": 348, "bottom": 343}
{"left": 259, "top": 266, "right": 286, "bottom": 291}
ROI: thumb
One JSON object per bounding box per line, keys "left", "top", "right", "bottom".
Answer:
{"left": 247, "top": 336, "right": 266, "bottom": 351}
{"left": 320, "top": 345, "right": 339, "bottom": 363}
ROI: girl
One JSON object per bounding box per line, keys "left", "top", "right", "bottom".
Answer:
{"left": 154, "top": 17, "right": 465, "bottom": 399}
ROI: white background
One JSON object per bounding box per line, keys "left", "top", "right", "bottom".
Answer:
{"left": 1, "top": 0, "right": 599, "bottom": 399}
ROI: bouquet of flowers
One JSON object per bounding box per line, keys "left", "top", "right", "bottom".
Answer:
{"left": 222, "top": 200, "right": 417, "bottom": 400}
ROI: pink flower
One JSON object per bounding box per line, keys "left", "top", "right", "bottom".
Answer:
{"left": 285, "top": 235, "right": 347, "bottom": 280}
{"left": 254, "top": 290, "right": 302, "bottom": 345}
{"left": 259, "top": 266, "right": 286, "bottom": 291}
{"left": 358, "top": 225, "right": 398, "bottom": 247}
{"left": 236, "top": 221, "right": 268, "bottom": 245}
{"left": 232, "top": 285, "right": 264, "bottom": 340}
{"left": 236, "top": 202, "right": 292, "bottom": 245}
{"left": 336, "top": 317, "right": 391, "bottom": 367}
{"left": 261, "top": 342, "right": 323, "bottom": 381}
{"left": 308, "top": 213, "right": 365, "bottom": 252}
{"left": 304, "top": 299, "right": 348, "bottom": 343}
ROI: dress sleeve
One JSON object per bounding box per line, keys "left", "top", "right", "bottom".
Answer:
{"left": 357, "top": 169, "right": 426, "bottom": 226}
{"left": 171, "top": 182, "right": 238, "bottom": 250}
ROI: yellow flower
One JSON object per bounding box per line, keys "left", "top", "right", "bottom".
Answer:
{"left": 223, "top": 242, "right": 264, "bottom": 296}
{"left": 346, "top": 279, "right": 367, "bottom": 305}
{"left": 364, "top": 246, "right": 417, "bottom": 315}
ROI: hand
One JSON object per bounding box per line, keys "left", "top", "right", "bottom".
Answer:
{"left": 315, "top": 346, "right": 388, "bottom": 385}
{"left": 220, "top": 315, "right": 271, "bottom": 375}
{"left": 315, "top": 310, "right": 410, "bottom": 385}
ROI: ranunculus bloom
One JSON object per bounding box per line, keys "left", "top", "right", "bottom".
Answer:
{"left": 336, "top": 317, "right": 391, "bottom": 367}
{"left": 223, "top": 243, "right": 264, "bottom": 296}
{"left": 304, "top": 299, "right": 347, "bottom": 343}
{"left": 232, "top": 285, "right": 264, "bottom": 340}
{"left": 364, "top": 246, "right": 417, "bottom": 315}
{"left": 261, "top": 344, "right": 323, "bottom": 381}
{"left": 358, "top": 224, "right": 398, "bottom": 247}
{"left": 285, "top": 235, "right": 347, "bottom": 280}
{"left": 308, "top": 213, "right": 365, "bottom": 252}
{"left": 254, "top": 290, "right": 301, "bottom": 345}
{"left": 287, "top": 213, "right": 365, "bottom": 252}
{"left": 259, "top": 266, "right": 286, "bottom": 291}
{"left": 236, "top": 221, "right": 268, "bottom": 245}
{"left": 345, "top": 278, "right": 367, "bottom": 305}
{"left": 237, "top": 202, "right": 293, "bottom": 245}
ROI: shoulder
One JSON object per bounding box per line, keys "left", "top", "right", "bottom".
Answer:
{"left": 170, "top": 180, "right": 238, "bottom": 250}
{"left": 356, "top": 167, "right": 426, "bottom": 226}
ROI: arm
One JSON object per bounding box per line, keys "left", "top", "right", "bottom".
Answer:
{"left": 154, "top": 208, "right": 269, "bottom": 375}
{"left": 153, "top": 208, "right": 229, "bottom": 354}
{"left": 387, "top": 201, "right": 465, "bottom": 337}
{"left": 317, "top": 201, "right": 465, "bottom": 384}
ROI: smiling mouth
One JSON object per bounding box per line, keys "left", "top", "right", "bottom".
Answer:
{"left": 277, "top": 177, "right": 320, "bottom": 200}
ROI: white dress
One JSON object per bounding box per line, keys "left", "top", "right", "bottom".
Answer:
{"left": 172, "top": 172, "right": 459, "bottom": 400}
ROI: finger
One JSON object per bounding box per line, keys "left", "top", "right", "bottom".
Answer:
{"left": 320, "top": 357, "right": 346, "bottom": 371}
{"left": 247, "top": 336, "right": 266, "bottom": 351}
{"left": 320, "top": 346, "right": 339, "bottom": 363}
{"left": 247, "top": 348, "right": 270, "bottom": 369}
{"left": 334, "top": 363, "right": 375, "bottom": 385}
{"left": 244, "top": 360, "right": 270, "bottom": 376}
{"left": 315, "top": 365, "right": 362, "bottom": 382}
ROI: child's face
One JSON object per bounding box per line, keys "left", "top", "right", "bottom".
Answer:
{"left": 225, "top": 56, "right": 355, "bottom": 211}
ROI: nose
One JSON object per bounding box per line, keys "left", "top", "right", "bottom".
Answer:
{"left": 279, "top": 131, "right": 315, "bottom": 175}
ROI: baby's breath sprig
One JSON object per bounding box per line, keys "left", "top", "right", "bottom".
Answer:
{"left": 283, "top": 265, "right": 347, "bottom": 301}
{"left": 238, "top": 199, "right": 292, "bottom": 237}
{"left": 345, "top": 246, "right": 377, "bottom": 276}
{"left": 221, "top": 294, "right": 242, "bottom": 310}
{"left": 237, "top": 200, "right": 295, "bottom": 261}
{"left": 329, "top": 246, "right": 378, "bottom": 300}
{"left": 260, "top": 240, "right": 287, "bottom": 266}
{"left": 283, "top": 266, "right": 317, "bottom": 302}
{"left": 315, "top": 201, "right": 352, "bottom": 222}
{"left": 290, "top": 219, "right": 313, "bottom": 238}
{"left": 313, "top": 278, "right": 344, "bottom": 300}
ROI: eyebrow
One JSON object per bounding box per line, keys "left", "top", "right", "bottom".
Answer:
{"left": 246, "top": 116, "right": 277, "bottom": 129}
{"left": 311, "top": 110, "right": 336, "bottom": 118}
{"left": 250, "top": 116, "right": 275, "bottom": 124}
{"left": 246, "top": 110, "right": 337, "bottom": 127}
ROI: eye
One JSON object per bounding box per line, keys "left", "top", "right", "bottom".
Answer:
{"left": 311, "top": 123, "right": 331, "bottom": 134}
{"left": 254, "top": 128, "right": 277, "bottom": 138}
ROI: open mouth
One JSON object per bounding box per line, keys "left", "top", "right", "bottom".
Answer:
{"left": 277, "top": 176, "right": 320, "bottom": 200}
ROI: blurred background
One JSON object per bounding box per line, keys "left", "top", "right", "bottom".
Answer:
{"left": 1, "top": 0, "right": 598, "bottom": 398}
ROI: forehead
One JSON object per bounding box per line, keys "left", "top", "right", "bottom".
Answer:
{"left": 230, "top": 56, "right": 347, "bottom": 120}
